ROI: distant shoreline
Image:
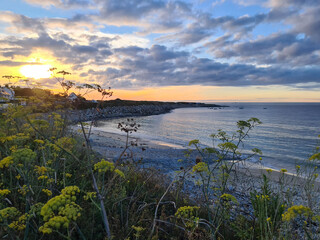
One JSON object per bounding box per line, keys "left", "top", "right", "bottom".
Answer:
{"left": 67, "top": 100, "right": 228, "bottom": 123}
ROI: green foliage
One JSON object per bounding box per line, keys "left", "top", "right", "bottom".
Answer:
{"left": 0, "top": 85, "right": 198, "bottom": 239}
{"left": 183, "top": 118, "right": 263, "bottom": 237}
{"left": 250, "top": 175, "right": 286, "bottom": 239}
{"left": 1, "top": 80, "right": 320, "bottom": 239}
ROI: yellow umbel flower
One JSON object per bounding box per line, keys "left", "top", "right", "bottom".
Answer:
{"left": 34, "top": 139, "right": 45, "bottom": 145}
{"left": 83, "top": 192, "right": 97, "bottom": 201}
{"left": 0, "top": 207, "right": 21, "bottom": 222}
{"left": 39, "top": 216, "right": 69, "bottom": 234}
{"left": 266, "top": 169, "right": 273, "bottom": 173}
{"left": 9, "top": 214, "right": 29, "bottom": 231}
{"left": 115, "top": 169, "right": 125, "bottom": 178}
{"left": 192, "top": 162, "right": 209, "bottom": 173}
{"left": 42, "top": 189, "right": 52, "bottom": 196}
{"left": 175, "top": 206, "right": 200, "bottom": 229}
{"left": 18, "top": 185, "right": 29, "bottom": 196}
{"left": 282, "top": 205, "right": 312, "bottom": 222}
{"left": 12, "top": 148, "right": 36, "bottom": 164}
{"left": 39, "top": 186, "right": 82, "bottom": 234}
{"left": 220, "top": 193, "right": 238, "bottom": 204}
{"left": 0, "top": 189, "right": 11, "bottom": 196}
{"left": 0, "top": 156, "right": 14, "bottom": 168}
{"left": 94, "top": 159, "right": 115, "bottom": 173}
{"left": 34, "top": 165, "right": 48, "bottom": 175}
{"left": 175, "top": 206, "right": 200, "bottom": 219}
{"left": 38, "top": 175, "right": 48, "bottom": 181}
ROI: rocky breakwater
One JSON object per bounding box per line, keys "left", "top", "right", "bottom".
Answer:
{"left": 67, "top": 102, "right": 225, "bottom": 123}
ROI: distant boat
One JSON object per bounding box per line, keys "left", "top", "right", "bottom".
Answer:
{"left": 239, "top": 106, "right": 244, "bottom": 109}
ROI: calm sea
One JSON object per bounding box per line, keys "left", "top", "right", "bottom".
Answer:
{"left": 95, "top": 103, "right": 320, "bottom": 172}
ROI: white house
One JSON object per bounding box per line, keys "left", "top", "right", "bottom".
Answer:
{"left": 0, "top": 87, "right": 15, "bottom": 102}
{"left": 68, "top": 92, "right": 78, "bottom": 101}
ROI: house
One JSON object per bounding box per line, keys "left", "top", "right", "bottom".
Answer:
{"left": 68, "top": 92, "right": 78, "bottom": 101}
{"left": 0, "top": 87, "right": 15, "bottom": 102}
{"left": 0, "top": 87, "right": 15, "bottom": 110}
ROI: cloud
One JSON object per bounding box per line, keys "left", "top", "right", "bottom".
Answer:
{"left": 0, "top": 60, "right": 42, "bottom": 66}
{"left": 267, "top": 0, "right": 319, "bottom": 7}
{"left": 23, "top": 0, "right": 92, "bottom": 9}
{"left": 0, "top": 32, "right": 113, "bottom": 68}
{"left": 91, "top": 0, "right": 192, "bottom": 35}
{"left": 79, "top": 44, "right": 320, "bottom": 89}
{"left": 0, "top": 11, "right": 46, "bottom": 35}
{"left": 1, "top": 0, "right": 319, "bottom": 92}
{"left": 288, "top": 6, "right": 320, "bottom": 41}
{"left": 158, "top": 8, "right": 295, "bottom": 46}
{"left": 206, "top": 30, "right": 320, "bottom": 67}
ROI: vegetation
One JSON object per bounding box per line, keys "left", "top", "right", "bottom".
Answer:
{"left": 0, "top": 72, "right": 320, "bottom": 239}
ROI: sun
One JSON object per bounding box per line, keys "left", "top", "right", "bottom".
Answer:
{"left": 20, "top": 65, "right": 52, "bottom": 79}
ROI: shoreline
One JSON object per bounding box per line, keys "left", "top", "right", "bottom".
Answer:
{"left": 66, "top": 103, "right": 227, "bottom": 123}
{"left": 72, "top": 125, "right": 320, "bottom": 205}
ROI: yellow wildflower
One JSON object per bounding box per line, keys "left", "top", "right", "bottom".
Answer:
{"left": 94, "top": 159, "right": 115, "bottom": 173}
{"left": 65, "top": 173, "right": 72, "bottom": 178}
{"left": 83, "top": 192, "right": 96, "bottom": 201}
{"left": 39, "top": 186, "right": 82, "bottom": 234}
{"left": 34, "top": 165, "right": 48, "bottom": 175}
{"left": 18, "top": 185, "right": 29, "bottom": 196}
{"left": 192, "top": 162, "right": 209, "bottom": 173}
{"left": 220, "top": 193, "right": 238, "bottom": 204}
{"left": 115, "top": 169, "right": 125, "bottom": 178}
{"left": 9, "top": 214, "right": 29, "bottom": 231}
{"left": 38, "top": 175, "right": 48, "bottom": 181}
{"left": 0, "top": 189, "right": 11, "bottom": 196}
{"left": 34, "top": 139, "right": 45, "bottom": 145}
{"left": 42, "top": 189, "right": 52, "bottom": 196}
{"left": 0, "top": 156, "right": 14, "bottom": 169}
{"left": 175, "top": 206, "right": 200, "bottom": 219}
{"left": 0, "top": 207, "right": 21, "bottom": 222}
{"left": 282, "top": 205, "right": 312, "bottom": 222}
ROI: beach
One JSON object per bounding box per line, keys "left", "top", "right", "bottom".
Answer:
{"left": 72, "top": 123, "right": 320, "bottom": 214}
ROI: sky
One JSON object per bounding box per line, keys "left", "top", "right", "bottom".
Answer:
{"left": 0, "top": 0, "right": 320, "bottom": 102}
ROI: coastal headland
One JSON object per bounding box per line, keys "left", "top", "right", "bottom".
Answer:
{"left": 67, "top": 99, "right": 226, "bottom": 123}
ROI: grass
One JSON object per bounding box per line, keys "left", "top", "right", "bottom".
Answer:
{"left": 1, "top": 72, "right": 320, "bottom": 239}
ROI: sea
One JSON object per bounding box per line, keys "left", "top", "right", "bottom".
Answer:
{"left": 94, "top": 103, "right": 320, "bottom": 173}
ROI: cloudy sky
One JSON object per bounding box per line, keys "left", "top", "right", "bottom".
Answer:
{"left": 0, "top": 0, "right": 320, "bottom": 102}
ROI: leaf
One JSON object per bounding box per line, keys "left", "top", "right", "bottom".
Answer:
{"left": 252, "top": 148, "right": 262, "bottom": 155}
{"left": 188, "top": 139, "right": 200, "bottom": 146}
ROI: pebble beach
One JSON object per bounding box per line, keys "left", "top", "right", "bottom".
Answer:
{"left": 72, "top": 123, "right": 320, "bottom": 216}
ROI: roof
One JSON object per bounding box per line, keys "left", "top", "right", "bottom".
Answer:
{"left": 0, "top": 87, "right": 15, "bottom": 102}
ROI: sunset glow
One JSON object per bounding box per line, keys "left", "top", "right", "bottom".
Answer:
{"left": 0, "top": 0, "right": 319, "bottom": 101}
{"left": 20, "top": 65, "right": 52, "bottom": 79}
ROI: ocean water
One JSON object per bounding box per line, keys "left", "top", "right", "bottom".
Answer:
{"left": 94, "top": 103, "right": 320, "bottom": 172}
